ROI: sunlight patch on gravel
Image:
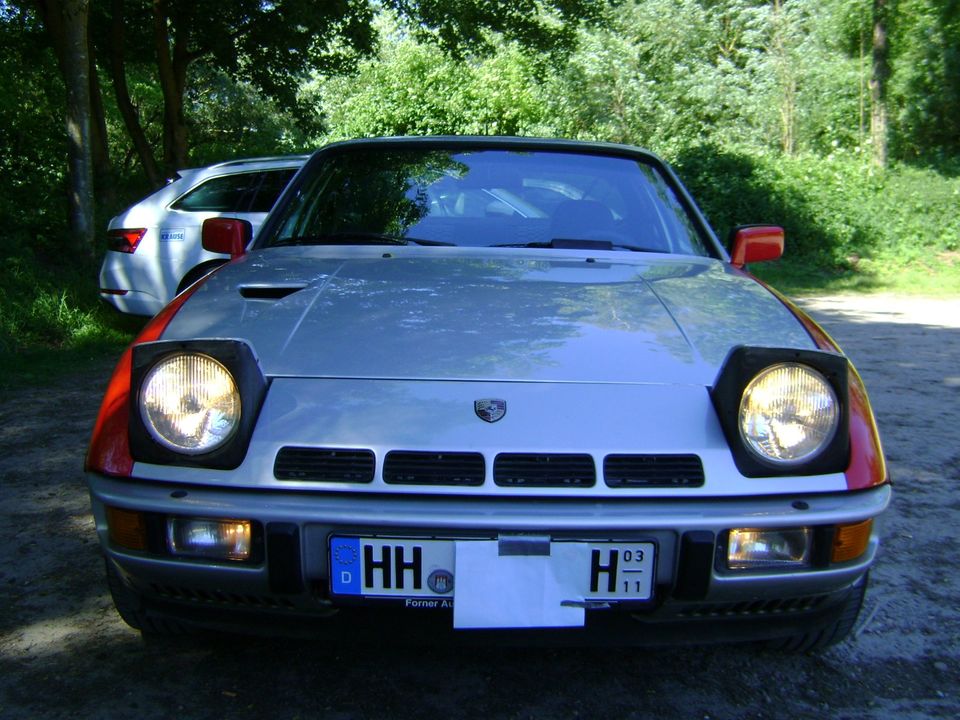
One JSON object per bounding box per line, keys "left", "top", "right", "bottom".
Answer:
{"left": 796, "top": 294, "right": 960, "bottom": 329}
{"left": 0, "top": 604, "right": 134, "bottom": 660}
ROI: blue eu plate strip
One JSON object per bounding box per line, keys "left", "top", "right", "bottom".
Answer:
{"left": 330, "top": 537, "right": 361, "bottom": 595}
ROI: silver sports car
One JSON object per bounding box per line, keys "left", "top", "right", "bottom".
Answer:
{"left": 86, "top": 137, "right": 889, "bottom": 649}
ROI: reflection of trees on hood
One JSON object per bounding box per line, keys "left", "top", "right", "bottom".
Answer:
{"left": 183, "top": 252, "right": 810, "bottom": 382}
{"left": 647, "top": 267, "right": 811, "bottom": 368}
{"left": 312, "top": 260, "right": 584, "bottom": 379}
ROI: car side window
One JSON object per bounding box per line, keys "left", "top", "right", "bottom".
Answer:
{"left": 248, "top": 169, "right": 296, "bottom": 212}
{"left": 170, "top": 172, "right": 260, "bottom": 212}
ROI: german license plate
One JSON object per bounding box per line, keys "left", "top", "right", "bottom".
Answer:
{"left": 329, "top": 536, "right": 655, "bottom": 601}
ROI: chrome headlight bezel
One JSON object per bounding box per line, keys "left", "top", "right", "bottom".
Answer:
{"left": 129, "top": 340, "right": 267, "bottom": 469}
{"left": 711, "top": 346, "right": 850, "bottom": 477}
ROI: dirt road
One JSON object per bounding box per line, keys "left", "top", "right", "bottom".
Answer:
{"left": 1, "top": 294, "right": 958, "bottom": 720}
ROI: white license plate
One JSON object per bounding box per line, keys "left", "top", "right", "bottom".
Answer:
{"left": 329, "top": 536, "right": 655, "bottom": 601}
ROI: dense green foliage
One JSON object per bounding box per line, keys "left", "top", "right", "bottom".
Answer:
{"left": 315, "top": 3, "right": 960, "bottom": 271}
{"left": 674, "top": 146, "right": 960, "bottom": 264}
{"left": 1, "top": 0, "right": 958, "bottom": 363}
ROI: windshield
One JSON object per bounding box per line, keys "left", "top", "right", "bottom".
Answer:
{"left": 260, "top": 148, "right": 712, "bottom": 256}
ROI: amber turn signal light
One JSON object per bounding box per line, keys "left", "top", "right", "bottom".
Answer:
{"left": 106, "top": 506, "right": 148, "bottom": 551}
{"left": 832, "top": 518, "right": 873, "bottom": 563}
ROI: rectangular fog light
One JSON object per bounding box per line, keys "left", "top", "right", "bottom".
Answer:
{"left": 167, "top": 517, "right": 252, "bottom": 561}
{"left": 727, "top": 527, "right": 812, "bottom": 571}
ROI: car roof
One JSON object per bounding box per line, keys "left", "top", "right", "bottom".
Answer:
{"left": 174, "top": 154, "right": 310, "bottom": 177}
{"left": 310, "top": 136, "right": 664, "bottom": 163}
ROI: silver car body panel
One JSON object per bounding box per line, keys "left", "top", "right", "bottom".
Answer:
{"left": 133, "top": 376, "right": 848, "bottom": 496}
{"left": 163, "top": 247, "right": 814, "bottom": 382}
{"left": 142, "top": 247, "right": 832, "bottom": 497}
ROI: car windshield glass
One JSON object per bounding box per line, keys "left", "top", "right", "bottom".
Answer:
{"left": 262, "top": 148, "right": 711, "bottom": 256}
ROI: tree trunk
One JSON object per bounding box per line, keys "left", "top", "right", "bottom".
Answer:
{"left": 110, "top": 0, "right": 164, "bottom": 188}
{"left": 771, "top": 0, "right": 797, "bottom": 156}
{"left": 153, "top": 0, "right": 190, "bottom": 174}
{"left": 88, "top": 32, "right": 114, "bottom": 206}
{"left": 36, "top": 0, "right": 96, "bottom": 256}
{"left": 870, "top": 0, "right": 890, "bottom": 168}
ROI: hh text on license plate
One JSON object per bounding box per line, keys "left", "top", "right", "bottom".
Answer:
{"left": 329, "top": 537, "right": 655, "bottom": 601}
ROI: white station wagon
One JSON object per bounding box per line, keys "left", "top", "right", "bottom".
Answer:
{"left": 98, "top": 155, "right": 306, "bottom": 316}
{"left": 86, "top": 137, "right": 889, "bottom": 649}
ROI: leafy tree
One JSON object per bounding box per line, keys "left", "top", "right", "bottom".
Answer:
{"left": 0, "top": 5, "right": 67, "bottom": 253}
{"left": 315, "top": 18, "right": 551, "bottom": 139}
{"left": 100, "top": 0, "right": 376, "bottom": 179}
{"left": 100, "top": 0, "right": 601, "bottom": 182}
{"left": 887, "top": 0, "right": 960, "bottom": 164}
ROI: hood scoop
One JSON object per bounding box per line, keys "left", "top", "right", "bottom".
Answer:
{"left": 239, "top": 283, "right": 309, "bottom": 301}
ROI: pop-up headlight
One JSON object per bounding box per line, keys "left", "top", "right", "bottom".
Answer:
{"left": 128, "top": 340, "right": 266, "bottom": 469}
{"left": 712, "top": 347, "right": 850, "bottom": 477}
{"left": 739, "top": 363, "right": 839, "bottom": 465}
{"left": 140, "top": 352, "right": 240, "bottom": 454}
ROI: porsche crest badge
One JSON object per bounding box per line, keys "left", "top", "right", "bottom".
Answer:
{"left": 474, "top": 399, "right": 507, "bottom": 423}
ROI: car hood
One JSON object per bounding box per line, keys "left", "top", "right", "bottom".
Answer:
{"left": 161, "top": 247, "right": 814, "bottom": 386}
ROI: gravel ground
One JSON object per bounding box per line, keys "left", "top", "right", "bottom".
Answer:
{"left": 1, "top": 293, "right": 958, "bottom": 720}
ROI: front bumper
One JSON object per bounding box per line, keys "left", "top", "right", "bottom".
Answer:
{"left": 88, "top": 474, "right": 890, "bottom": 640}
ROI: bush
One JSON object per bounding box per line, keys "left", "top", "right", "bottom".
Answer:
{"left": 672, "top": 144, "right": 960, "bottom": 267}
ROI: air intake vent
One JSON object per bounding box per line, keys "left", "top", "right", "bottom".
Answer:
{"left": 240, "top": 284, "right": 307, "bottom": 300}
{"left": 494, "top": 454, "right": 595, "bottom": 487}
{"left": 604, "top": 454, "right": 705, "bottom": 488}
{"left": 274, "top": 447, "right": 375, "bottom": 483}
{"left": 384, "top": 451, "right": 485, "bottom": 486}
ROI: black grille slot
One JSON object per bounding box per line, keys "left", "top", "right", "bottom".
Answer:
{"left": 494, "top": 454, "right": 595, "bottom": 487}
{"left": 150, "top": 584, "right": 296, "bottom": 610}
{"left": 604, "top": 454, "right": 705, "bottom": 488}
{"left": 675, "top": 595, "right": 827, "bottom": 618}
{"left": 274, "top": 447, "right": 375, "bottom": 483}
{"left": 383, "top": 451, "right": 485, "bottom": 486}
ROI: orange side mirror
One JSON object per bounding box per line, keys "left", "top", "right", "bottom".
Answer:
{"left": 202, "top": 217, "right": 252, "bottom": 258}
{"left": 729, "top": 225, "right": 784, "bottom": 268}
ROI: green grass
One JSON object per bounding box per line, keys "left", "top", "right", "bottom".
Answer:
{"left": 752, "top": 254, "right": 960, "bottom": 297}
{"left": 0, "top": 252, "right": 144, "bottom": 389}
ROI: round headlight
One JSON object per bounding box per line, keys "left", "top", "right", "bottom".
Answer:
{"left": 140, "top": 353, "right": 241, "bottom": 454}
{"left": 739, "top": 363, "right": 839, "bottom": 465}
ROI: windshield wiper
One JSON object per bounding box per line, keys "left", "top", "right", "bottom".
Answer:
{"left": 492, "top": 239, "right": 655, "bottom": 252}
{"left": 274, "top": 232, "right": 454, "bottom": 247}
